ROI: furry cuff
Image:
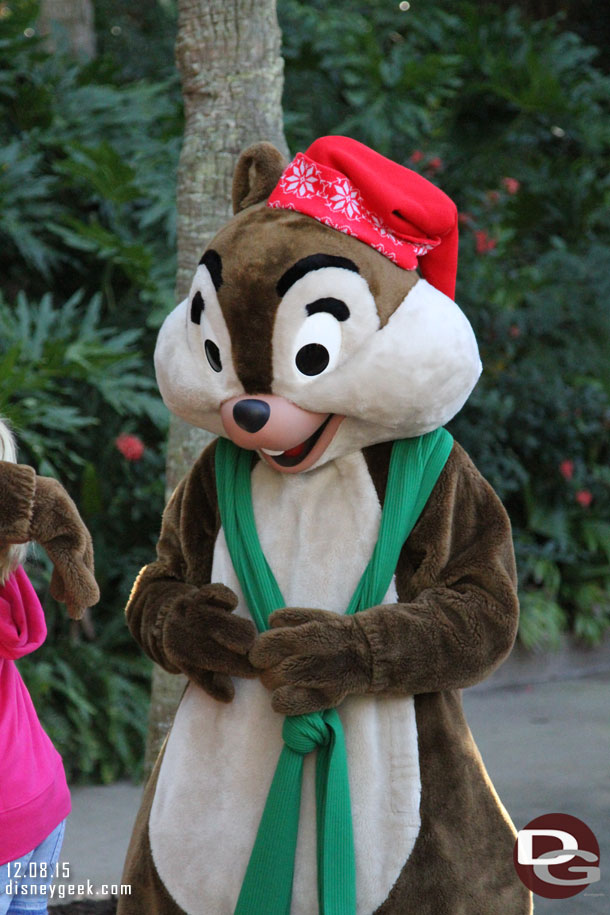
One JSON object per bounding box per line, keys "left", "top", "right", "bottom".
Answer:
{"left": 0, "top": 461, "right": 37, "bottom": 544}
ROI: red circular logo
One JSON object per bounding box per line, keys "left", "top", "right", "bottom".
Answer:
{"left": 514, "top": 813, "right": 600, "bottom": 899}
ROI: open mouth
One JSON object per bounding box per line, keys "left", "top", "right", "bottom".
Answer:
{"left": 260, "top": 415, "right": 333, "bottom": 468}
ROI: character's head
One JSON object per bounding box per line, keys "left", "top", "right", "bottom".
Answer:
{"left": 155, "top": 137, "right": 481, "bottom": 473}
{"left": 0, "top": 418, "right": 28, "bottom": 582}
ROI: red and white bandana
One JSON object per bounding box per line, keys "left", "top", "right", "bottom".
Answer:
{"left": 267, "top": 136, "right": 459, "bottom": 300}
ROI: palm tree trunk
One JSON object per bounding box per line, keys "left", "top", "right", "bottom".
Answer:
{"left": 145, "top": 0, "right": 288, "bottom": 773}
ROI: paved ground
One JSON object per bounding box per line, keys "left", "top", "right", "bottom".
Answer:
{"left": 49, "top": 673, "right": 609, "bottom": 912}
{"left": 465, "top": 674, "right": 609, "bottom": 914}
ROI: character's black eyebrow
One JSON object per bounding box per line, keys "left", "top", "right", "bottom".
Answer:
{"left": 199, "top": 249, "right": 223, "bottom": 291}
{"left": 306, "top": 297, "right": 350, "bottom": 321}
{"left": 276, "top": 254, "right": 359, "bottom": 298}
{"left": 190, "top": 291, "right": 204, "bottom": 325}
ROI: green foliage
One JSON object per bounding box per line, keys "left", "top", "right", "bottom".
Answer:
{"left": 0, "top": 1, "right": 178, "bottom": 782}
{"left": 0, "top": 1, "right": 182, "bottom": 326}
{"left": 94, "top": 0, "right": 178, "bottom": 83}
{"left": 17, "top": 604, "right": 151, "bottom": 783}
{"left": 0, "top": 287, "right": 166, "bottom": 782}
{"left": 280, "top": 0, "right": 610, "bottom": 649}
{"left": 280, "top": 1, "right": 464, "bottom": 155}
{"left": 0, "top": 290, "right": 165, "bottom": 473}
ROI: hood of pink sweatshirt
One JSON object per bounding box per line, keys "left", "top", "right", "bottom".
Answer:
{"left": 0, "top": 567, "right": 70, "bottom": 864}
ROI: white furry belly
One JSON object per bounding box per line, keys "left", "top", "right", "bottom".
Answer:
{"left": 149, "top": 453, "right": 421, "bottom": 914}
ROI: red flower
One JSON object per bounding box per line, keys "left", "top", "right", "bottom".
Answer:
{"left": 559, "top": 459, "right": 574, "bottom": 481}
{"left": 486, "top": 189, "right": 500, "bottom": 204}
{"left": 116, "top": 434, "right": 145, "bottom": 462}
{"left": 575, "top": 489, "right": 593, "bottom": 508}
{"left": 458, "top": 211, "right": 473, "bottom": 226}
{"left": 475, "top": 230, "right": 497, "bottom": 254}
{"left": 509, "top": 324, "right": 521, "bottom": 339}
{"left": 409, "top": 150, "right": 424, "bottom": 163}
{"left": 427, "top": 156, "right": 443, "bottom": 173}
{"left": 502, "top": 177, "right": 520, "bottom": 195}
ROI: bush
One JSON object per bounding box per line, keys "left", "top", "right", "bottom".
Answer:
{"left": 17, "top": 612, "right": 151, "bottom": 783}
{"left": 0, "top": 287, "right": 168, "bottom": 781}
{"left": 0, "top": 0, "right": 180, "bottom": 781}
{"left": 0, "top": 0, "right": 182, "bottom": 326}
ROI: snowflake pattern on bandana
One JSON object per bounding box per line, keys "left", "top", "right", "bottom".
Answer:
{"left": 281, "top": 158, "right": 321, "bottom": 198}
{"left": 329, "top": 180, "right": 363, "bottom": 218}
{"left": 268, "top": 153, "right": 439, "bottom": 272}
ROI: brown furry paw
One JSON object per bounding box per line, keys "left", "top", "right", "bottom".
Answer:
{"left": 162, "top": 583, "right": 258, "bottom": 699}
{"left": 250, "top": 607, "right": 372, "bottom": 715}
{"left": 30, "top": 475, "right": 100, "bottom": 619}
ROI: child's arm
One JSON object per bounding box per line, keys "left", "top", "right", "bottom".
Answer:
{"left": 0, "top": 461, "right": 99, "bottom": 619}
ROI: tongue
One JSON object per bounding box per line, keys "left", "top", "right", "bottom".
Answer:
{"left": 283, "top": 441, "right": 307, "bottom": 458}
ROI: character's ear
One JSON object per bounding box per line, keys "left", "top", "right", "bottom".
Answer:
{"left": 232, "top": 142, "right": 287, "bottom": 214}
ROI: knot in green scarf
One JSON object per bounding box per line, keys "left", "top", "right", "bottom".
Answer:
{"left": 283, "top": 713, "right": 331, "bottom": 755}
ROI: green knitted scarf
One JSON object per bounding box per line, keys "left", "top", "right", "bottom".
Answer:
{"left": 215, "top": 428, "right": 453, "bottom": 915}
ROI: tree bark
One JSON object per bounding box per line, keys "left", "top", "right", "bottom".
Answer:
{"left": 38, "top": 0, "right": 96, "bottom": 59}
{"left": 145, "top": 0, "right": 288, "bottom": 773}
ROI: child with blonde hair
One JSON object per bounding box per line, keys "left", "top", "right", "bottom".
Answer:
{"left": 0, "top": 419, "right": 99, "bottom": 914}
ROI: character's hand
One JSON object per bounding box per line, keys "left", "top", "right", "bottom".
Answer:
{"left": 163, "top": 583, "right": 258, "bottom": 702}
{"left": 249, "top": 607, "right": 372, "bottom": 715}
{"left": 28, "top": 475, "right": 100, "bottom": 620}
{"left": 0, "top": 462, "right": 98, "bottom": 618}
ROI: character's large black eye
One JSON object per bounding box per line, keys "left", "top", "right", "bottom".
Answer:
{"left": 295, "top": 343, "right": 329, "bottom": 376}
{"left": 205, "top": 340, "right": 222, "bottom": 372}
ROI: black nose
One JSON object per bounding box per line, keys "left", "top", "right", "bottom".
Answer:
{"left": 232, "top": 399, "right": 270, "bottom": 433}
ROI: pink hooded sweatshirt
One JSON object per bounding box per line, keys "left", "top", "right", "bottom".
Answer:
{"left": 0, "top": 566, "right": 70, "bottom": 865}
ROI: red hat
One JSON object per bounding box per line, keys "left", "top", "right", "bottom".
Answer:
{"left": 267, "top": 136, "right": 458, "bottom": 300}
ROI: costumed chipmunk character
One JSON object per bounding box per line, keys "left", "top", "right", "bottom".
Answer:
{"left": 120, "top": 137, "right": 532, "bottom": 915}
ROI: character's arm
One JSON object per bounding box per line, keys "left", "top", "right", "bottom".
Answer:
{"left": 0, "top": 461, "right": 99, "bottom": 619}
{"left": 250, "top": 443, "right": 519, "bottom": 715}
{"left": 126, "top": 445, "right": 257, "bottom": 703}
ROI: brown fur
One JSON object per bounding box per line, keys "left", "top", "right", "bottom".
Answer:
{"left": 0, "top": 461, "right": 99, "bottom": 618}
{"left": 251, "top": 605, "right": 373, "bottom": 715}
{"left": 360, "top": 441, "right": 520, "bottom": 694}
{"left": 0, "top": 460, "right": 36, "bottom": 544}
{"left": 52, "top": 900, "right": 117, "bottom": 914}
{"left": 125, "top": 442, "right": 258, "bottom": 703}
{"left": 122, "top": 439, "right": 531, "bottom": 913}
{"left": 118, "top": 744, "right": 186, "bottom": 915}
{"left": 377, "top": 691, "right": 532, "bottom": 914}
{"left": 232, "top": 142, "right": 287, "bottom": 214}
